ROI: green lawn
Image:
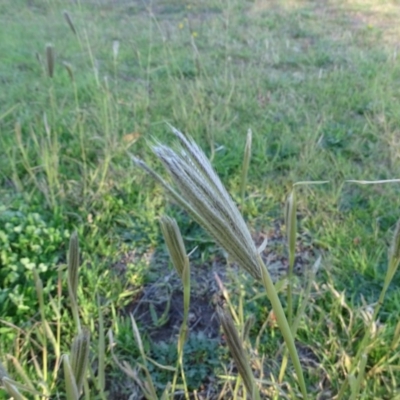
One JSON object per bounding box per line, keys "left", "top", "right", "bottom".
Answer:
{"left": 1, "top": 0, "right": 400, "bottom": 398}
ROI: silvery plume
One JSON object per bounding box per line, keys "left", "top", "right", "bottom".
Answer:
{"left": 133, "top": 126, "right": 262, "bottom": 280}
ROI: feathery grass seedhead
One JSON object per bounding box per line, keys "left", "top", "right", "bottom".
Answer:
{"left": 46, "top": 44, "right": 55, "bottom": 78}
{"left": 63, "top": 11, "right": 77, "bottom": 35}
{"left": 70, "top": 329, "right": 90, "bottom": 395}
{"left": 134, "top": 127, "right": 261, "bottom": 280}
{"left": 217, "top": 305, "right": 260, "bottom": 399}
{"left": 160, "top": 216, "right": 188, "bottom": 279}
{"left": 68, "top": 231, "right": 79, "bottom": 303}
{"left": 67, "top": 231, "right": 81, "bottom": 332}
{"left": 63, "top": 355, "right": 80, "bottom": 400}
{"left": 161, "top": 216, "right": 191, "bottom": 397}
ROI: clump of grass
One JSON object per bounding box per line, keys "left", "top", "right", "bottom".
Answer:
{"left": 68, "top": 231, "right": 81, "bottom": 333}
{"left": 109, "top": 315, "right": 160, "bottom": 400}
{"left": 3, "top": 1, "right": 400, "bottom": 397}
{"left": 63, "top": 329, "right": 91, "bottom": 399}
{"left": 133, "top": 126, "right": 308, "bottom": 398}
{"left": 134, "top": 129, "right": 400, "bottom": 398}
{"left": 0, "top": 231, "right": 107, "bottom": 399}
{"left": 216, "top": 304, "right": 261, "bottom": 399}
{"left": 337, "top": 211, "right": 400, "bottom": 400}
{"left": 3, "top": 134, "right": 400, "bottom": 399}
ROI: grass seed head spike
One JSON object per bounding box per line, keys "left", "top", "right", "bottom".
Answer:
{"left": 70, "top": 329, "right": 90, "bottom": 395}
{"left": 46, "top": 44, "right": 55, "bottom": 78}
{"left": 68, "top": 231, "right": 79, "bottom": 303}
{"left": 160, "top": 216, "right": 188, "bottom": 280}
{"left": 216, "top": 305, "right": 260, "bottom": 400}
{"left": 167, "top": 125, "right": 241, "bottom": 214}
{"left": 63, "top": 11, "right": 77, "bottom": 35}
{"left": 62, "top": 355, "right": 80, "bottom": 400}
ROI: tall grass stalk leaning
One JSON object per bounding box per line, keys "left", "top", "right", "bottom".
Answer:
{"left": 133, "top": 126, "right": 308, "bottom": 399}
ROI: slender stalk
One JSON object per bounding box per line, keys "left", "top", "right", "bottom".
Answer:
{"left": 54, "top": 264, "right": 63, "bottom": 385}
{"left": 258, "top": 255, "right": 308, "bottom": 399}
{"left": 349, "top": 354, "right": 367, "bottom": 400}
{"left": 33, "top": 271, "right": 49, "bottom": 396}
{"left": 97, "top": 296, "right": 106, "bottom": 398}
{"left": 279, "top": 256, "right": 321, "bottom": 382}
